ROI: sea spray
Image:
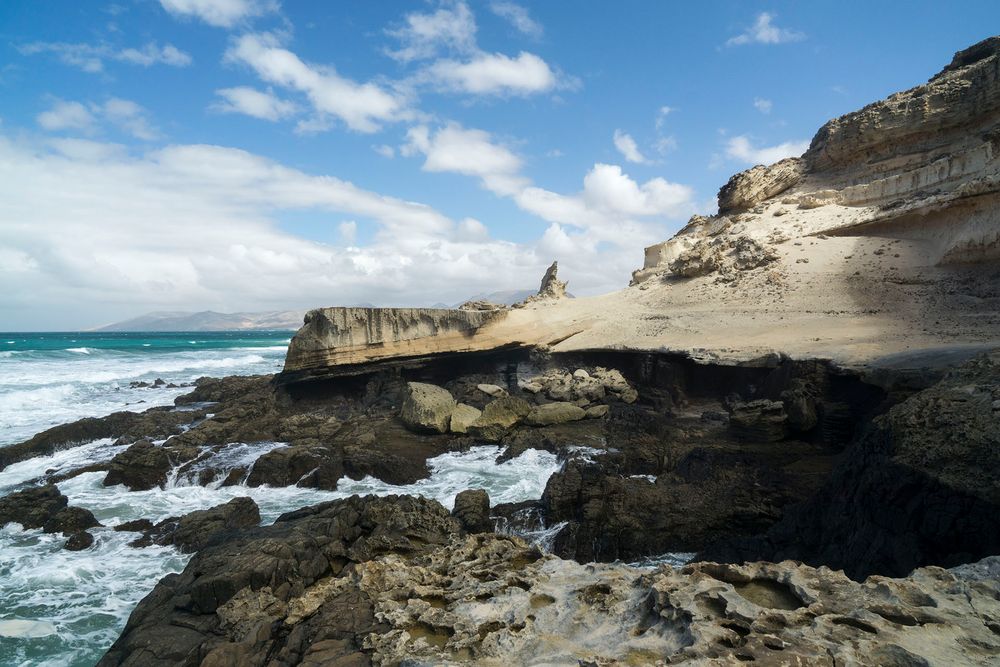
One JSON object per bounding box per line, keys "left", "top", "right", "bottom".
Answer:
{"left": 0, "top": 442, "right": 562, "bottom": 667}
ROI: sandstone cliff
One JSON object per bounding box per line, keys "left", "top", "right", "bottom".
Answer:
{"left": 279, "top": 38, "right": 1000, "bottom": 381}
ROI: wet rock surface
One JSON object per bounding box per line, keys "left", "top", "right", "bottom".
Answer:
{"left": 99, "top": 495, "right": 1000, "bottom": 666}
{"left": 0, "top": 484, "right": 100, "bottom": 538}
{"left": 98, "top": 495, "right": 460, "bottom": 667}
{"left": 701, "top": 351, "right": 1000, "bottom": 579}
{"left": 130, "top": 497, "right": 261, "bottom": 553}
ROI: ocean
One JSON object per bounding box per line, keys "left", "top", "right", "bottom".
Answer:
{"left": 0, "top": 332, "right": 565, "bottom": 666}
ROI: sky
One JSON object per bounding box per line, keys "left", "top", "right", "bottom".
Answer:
{"left": 1, "top": 1, "right": 998, "bottom": 330}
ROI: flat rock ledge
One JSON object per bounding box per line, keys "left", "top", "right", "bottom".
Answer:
{"left": 99, "top": 494, "right": 1000, "bottom": 667}
{"left": 280, "top": 307, "right": 518, "bottom": 382}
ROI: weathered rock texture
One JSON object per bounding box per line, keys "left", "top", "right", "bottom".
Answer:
{"left": 281, "top": 307, "right": 512, "bottom": 380}
{"left": 701, "top": 350, "right": 1000, "bottom": 579}
{"left": 99, "top": 495, "right": 1000, "bottom": 666}
{"left": 635, "top": 36, "right": 1000, "bottom": 285}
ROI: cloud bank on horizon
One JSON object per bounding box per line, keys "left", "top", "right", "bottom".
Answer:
{"left": 0, "top": 0, "right": 994, "bottom": 329}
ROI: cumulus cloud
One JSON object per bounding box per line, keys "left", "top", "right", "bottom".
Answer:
{"left": 725, "top": 135, "right": 808, "bottom": 165}
{"left": 385, "top": 1, "right": 477, "bottom": 62}
{"left": 159, "top": 0, "right": 278, "bottom": 27}
{"left": 613, "top": 129, "right": 648, "bottom": 164}
{"left": 403, "top": 121, "right": 694, "bottom": 252}
{"left": 37, "top": 101, "right": 97, "bottom": 133}
{"left": 386, "top": 1, "right": 567, "bottom": 98}
{"left": 225, "top": 32, "right": 409, "bottom": 133}
{"left": 212, "top": 86, "right": 298, "bottom": 121}
{"left": 18, "top": 41, "right": 192, "bottom": 73}
{"left": 489, "top": 2, "right": 543, "bottom": 38}
{"left": 373, "top": 144, "right": 395, "bottom": 158}
{"left": 753, "top": 97, "right": 773, "bottom": 114}
{"left": 0, "top": 132, "right": 673, "bottom": 328}
{"left": 404, "top": 123, "right": 526, "bottom": 194}
{"left": 425, "top": 51, "right": 559, "bottom": 96}
{"left": 37, "top": 98, "right": 160, "bottom": 140}
{"left": 725, "top": 12, "right": 805, "bottom": 47}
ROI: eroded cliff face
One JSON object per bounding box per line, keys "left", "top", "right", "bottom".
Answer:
{"left": 634, "top": 36, "right": 1000, "bottom": 284}
{"left": 282, "top": 307, "right": 514, "bottom": 379}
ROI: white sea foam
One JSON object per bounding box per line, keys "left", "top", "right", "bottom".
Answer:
{"left": 0, "top": 443, "right": 562, "bottom": 666}
{"left": 66, "top": 347, "right": 93, "bottom": 354}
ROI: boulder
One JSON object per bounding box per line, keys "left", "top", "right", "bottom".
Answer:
{"left": 473, "top": 397, "right": 532, "bottom": 430}
{"left": 133, "top": 497, "right": 261, "bottom": 553}
{"left": 449, "top": 403, "right": 482, "bottom": 434}
{"left": 476, "top": 383, "right": 508, "bottom": 398}
{"left": 728, "top": 400, "right": 788, "bottom": 442}
{"left": 585, "top": 405, "right": 610, "bottom": 419}
{"left": 400, "top": 382, "right": 456, "bottom": 434}
{"left": 64, "top": 531, "right": 95, "bottom": 551}
{"left": 0, "top": 485, "right": 99, "bottom": 535}
{"left": 525, "top": 402, "right": 587, "bottom": 426}
{"left": 452, "top": 489, "right": 491, "bottom": 533}
{"left": 245, "top": 444, "right": 343, "bottom": 489}
{"left": 103, "top": 440, "right": 172, "bottom": 491}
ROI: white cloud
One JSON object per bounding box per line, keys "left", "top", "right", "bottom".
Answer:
{"left": 118, "top": 43, "right": 192, "bottom": 67}
{"left": 404, "top": 123, "right": 526, "bottom": 194}
{"left": 373, "top": 144, "right": 395, "bottom": 158}
{"left": 37, "top": 101, "right": 96, "bottom": 133}
{"left": 489, "top": 2, "right": 543, "bottom": 38}
{"left": 753, "top": 97, "right": 773, "bottom": 114}
{"left": 225, "top": 32, "right": 409, "bottom": 133}
{"left": 339, "top": 220, "right": 357, "bottom": 244}
{"left": 613, "top": 129, "right": 648, "bottom": 164}
{"left": 655, "top": 135, "right": 678, "bottom": 155}
{"left": 213, "top": 86, "right": 298, "bottom": 121}
{"left": 386, "top": 1, "right": 477, "bottom": 62}
{"left": 725, "top": 135, "right": 808, "bottom": 165}
{"left": 0, "top": 132, "right": 673, "bottom": 328}
{"left": 725, "top": 13, "right": 805, "bottom": 47}
{"left": 426, "top": 51, "right": 558, "bottom": 96}
{"left": 102, "top": 98, "right": 160, "bottom": 140}
{"left": 36, "top": 98, "right": 160, "bottom": 140}
{"left": 655, "top": 105, "right": 673, "bottom": 130}
{"left": 385, "top": 2, "right": 567, "bottom": 99}
{"left": 159, "top": 0, "right": 278, "bottom": 27}
{"left": 19, "top": 41, "right": 192, "bottom": 73}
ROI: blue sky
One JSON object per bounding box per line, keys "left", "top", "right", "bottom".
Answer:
{"left": 1, "top": 0, "right": 997, "bottom": 329}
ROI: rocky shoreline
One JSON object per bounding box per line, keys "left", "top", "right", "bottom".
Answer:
{"left": 3, "top": 35, "right": 1000, "bottom": 666}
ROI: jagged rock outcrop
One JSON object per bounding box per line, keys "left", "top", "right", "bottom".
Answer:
{"left": 99, "top": 495, "right": 1000, "bottom": 666}
{"left": 717, "top": 157, "right": 803, "bottom": 214}
{"left": 0, "top": 485, "right": 100, "bottom": 549}
{"left": 633, "top": 35, "right": 1000, "bottom": 284}
{"left": 701, "top": 351, "right": 1000, "bottom": 579}
{"left": 130, "top": 497, "right": 261, "bottom": 553}
{"left": 280, "top": 307, "right": 514, "bottom": 381}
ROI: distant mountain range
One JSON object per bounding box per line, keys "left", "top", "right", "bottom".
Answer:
{"left": 94, "top": 290, "right": 552, "bottom": 331}
{"left": 95, "top": 310, "right": 308, "bottom": 332}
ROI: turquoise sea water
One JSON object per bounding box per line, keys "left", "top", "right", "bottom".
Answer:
{"left": 0, "top": 331, "right": 566, "bottom": 666}
{"left": 0, "top": 331, "right": 293, "bottom": 447}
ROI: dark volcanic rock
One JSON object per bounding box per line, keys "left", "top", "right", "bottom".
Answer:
{"left": 103, "top": 441, "right": 173, "bottom": 491}
{"left": 244, "top": 444, "right": 342, "bottom": 488}
{"left": 99, "top": 495, "right": 459, "bottom": 667}
{"left": 0, "top": 484, "right": 99, "bottom": 535}
{"left": 0, "top": 407, "right": 205, "bottom": 472}
{"left": 64, "top": 531, "right": 95, "bottom": 551}
{"left": 452, "top": 489, "right": 491, "bottom": 533}
{"left": 132, "top": 497, "right": 261, "bottom": 553}
{"left": 701, "top": 352, "right": 1000, "bottom": 579}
